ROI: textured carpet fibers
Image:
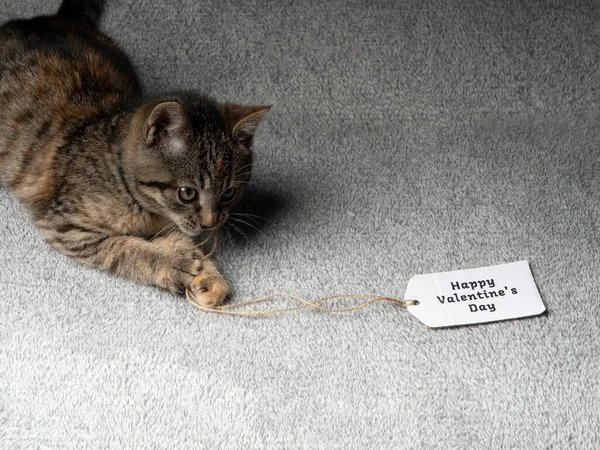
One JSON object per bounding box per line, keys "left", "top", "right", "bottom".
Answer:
{"left": 1, "top": 0, "right": 599, "bottom": 448}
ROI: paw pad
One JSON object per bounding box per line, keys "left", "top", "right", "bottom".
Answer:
{"left": 187, "top": 273, "right": 229, "bottom": 309}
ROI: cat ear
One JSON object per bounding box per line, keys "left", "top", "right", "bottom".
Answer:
{"left": 143, "top": 101, "right": 189, "bottom": 154}
{"left": 221, "top": 104, "right": 271, "bottom": 149}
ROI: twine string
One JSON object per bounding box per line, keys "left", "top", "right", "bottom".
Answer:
{"left": 186, "top": 230, "right": 419, "bottom": 315}
{"left": 186, "top": 291, "right": 418, "bottom": 315}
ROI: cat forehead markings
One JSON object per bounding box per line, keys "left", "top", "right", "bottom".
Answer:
{"left": 214, "top": 154, "right": 225, "bottom": 172}
{"left": 203, "top": 174, "right": 211, "bottom": 190}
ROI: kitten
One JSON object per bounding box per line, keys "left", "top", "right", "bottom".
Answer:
{"left": 0, "top": 0, "right": 270, "bottom": 307}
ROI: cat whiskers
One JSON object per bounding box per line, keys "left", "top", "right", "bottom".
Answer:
{"left": 229, "top": 216, "right": 264, "bottom": 236}
{"left": 233, "top": 172, "right": 253, "bottom": 179}
{"left": 224, "top": 227, "right": 234, "bottom": 246}
{"left": 232, "top": 212, "right": 274, "bottom": 226}
{"left": 149, "top": 223, "right": 178, "bottom": 242}
{"left": 232, "top": 179, "right": 252, "bottom": 188}
{"left": 216, "top": 225, "right": 234, "bottom": 247}
{"left": 227, "top": 222, "right": 250, "bottom": 242}
{"left": 234, "top": 163, "right": 253, "bottom": 176}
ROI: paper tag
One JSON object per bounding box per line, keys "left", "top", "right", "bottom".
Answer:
{"left": 405, "top": 260, "right": 545, "bottom": 328}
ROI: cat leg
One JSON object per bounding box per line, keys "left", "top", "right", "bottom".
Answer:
{"left": 42, "top": 227, "right": 230, "bottom": 307}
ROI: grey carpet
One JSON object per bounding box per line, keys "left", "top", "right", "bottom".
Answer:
{"left": 1, "top": 0, "right": 599, "bottom": 448}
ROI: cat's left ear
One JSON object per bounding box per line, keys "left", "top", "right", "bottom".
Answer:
{"left": 221, "top": 104, "right": 271, "bottom": 149}
{"left": 143, "top": 101, "right": 190, "bottom": 154}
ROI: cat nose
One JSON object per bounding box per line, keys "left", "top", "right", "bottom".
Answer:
{"left": 200, "top": 212, "right": 218, "bottom": 229}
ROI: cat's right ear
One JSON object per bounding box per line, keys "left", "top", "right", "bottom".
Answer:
{"left": 221, "top": 104, "right": 271, "bottom": 150}
{"left": 143, "top": 101, "right": 189, "bottom": 154}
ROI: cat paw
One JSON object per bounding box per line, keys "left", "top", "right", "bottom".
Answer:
{"left": 175, "top": 247, "right": 205, "bottom": 277}
{"left": 187, "top": 271, "right": 230, "bottom": 308}
{"left": 154, "top": 234, "right": 228, "bottom": 306}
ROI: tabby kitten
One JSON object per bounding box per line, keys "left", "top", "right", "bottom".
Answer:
{"left": 0, "top": 0, "right": 270, "bottom": 307}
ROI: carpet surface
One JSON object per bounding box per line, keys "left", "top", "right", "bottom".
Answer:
{"left": 1, "top": 0, "right": 599, "bottom": 448}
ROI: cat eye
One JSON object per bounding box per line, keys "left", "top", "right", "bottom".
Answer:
{"left": 221, "top": 187, "right": 237, "bottom": 203}
{"left": 178, "top": 187, "right": 198, "bottom": 203}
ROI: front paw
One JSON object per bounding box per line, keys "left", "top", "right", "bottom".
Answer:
{"left": 186, "top": 261, "right": 230, "bottom": 308}
{"left": 173, "top": 247, "right": 205, "bottom": 279}
{"left": 153, "top": 234, "right": 205, "bottom": 293}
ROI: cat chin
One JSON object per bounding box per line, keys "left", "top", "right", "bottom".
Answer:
{"left": 178, "top": 225, "right": 204, "bottom": 237}
{"left": 177, "top": 222, "right": 221, "bottom": 237}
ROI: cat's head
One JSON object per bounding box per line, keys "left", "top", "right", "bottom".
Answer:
{"left": 125, "top": 93, "right": 270, "bottom": 236}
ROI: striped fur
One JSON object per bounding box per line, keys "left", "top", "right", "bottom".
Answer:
{"left": 0, "top": 1, "right": 270, "bottom": 306}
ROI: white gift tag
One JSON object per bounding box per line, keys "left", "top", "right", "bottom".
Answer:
{"left": 405, "top": 260, "right": 546, "bottom": 328}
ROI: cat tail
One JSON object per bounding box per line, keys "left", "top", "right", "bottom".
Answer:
{"left": 57, "top": 0, "right": 105, "bottom": 27}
